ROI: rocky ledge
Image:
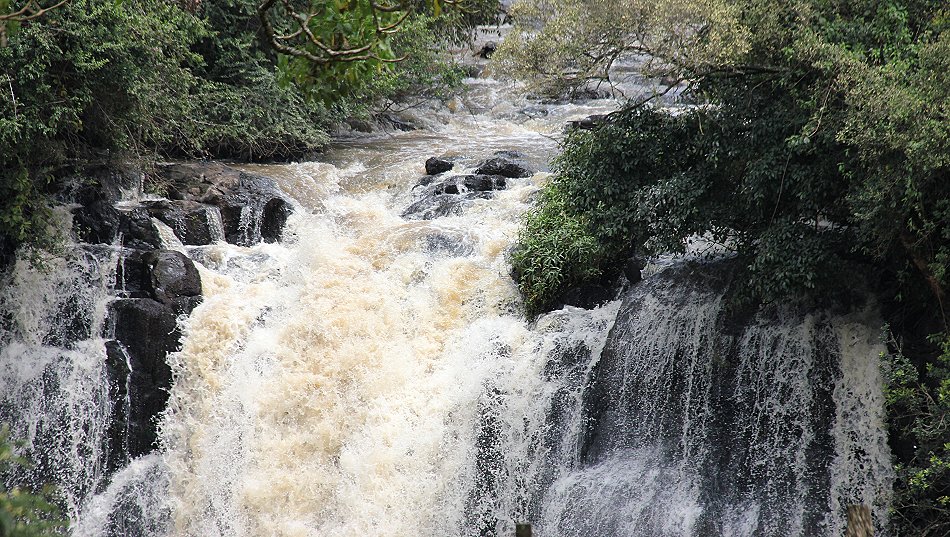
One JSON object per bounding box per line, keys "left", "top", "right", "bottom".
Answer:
{"left": 69, "top": 161, "right": 292, "bottom": 472}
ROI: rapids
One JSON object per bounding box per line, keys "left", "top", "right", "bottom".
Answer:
{"left": 0, "top": 50, "right": 893, "bottom": 537}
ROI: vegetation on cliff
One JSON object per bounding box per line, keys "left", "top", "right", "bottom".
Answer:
{"left": 502, "top": 0, "right": 949, "bottom": 532}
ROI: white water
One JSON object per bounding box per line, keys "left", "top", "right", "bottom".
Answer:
{"left": 0, "top": 60, "right": 893, "bottom": 536}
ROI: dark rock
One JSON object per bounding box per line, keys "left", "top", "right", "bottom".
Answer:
{"left": 416, "top": 176, "right": 437, "bottom": 188}
{"left": 381, "top": 114, "right": 415, "bottom": 132}
{"left": 143, "top": 200, "right": 224, "bottom": 246}
{"left": 260, "top": 198, "right": 292, "bottom": 243}
{"left": 402, "top": 192, "right": 493, "bottom": 220}
{"left": 566, "top": 114, "right": 607, "bottom": 132}
{"left": 142, "top": 250, "right": 202, "bottom": 308}
{"left": 153, "top": 162, "right": 293, "bottom": 246}
{"left": 556, "top": 284, "right": 615, "bottom": 310}
{"left": 115, "top": 251, "right": 150, "bottom": 299}
{"left": 518, "top": 105, "right": 549, "bottom": 119}
{"left": 473, "top": 157, "right": 533, "bottom": 178}
{"left": 476, "top": 41, "right": 497, "bottom": 59}
{"left": 106, "top": 298, "right": 180, "bottom": 461}
{"left": 73, "top": 165, "right": 141, "bottom": 207}
{"left": 402, "top": 174, "right": 508, "bottom": 220}
{"left": 425, "top": 157, "right": 454, "bottom": 175}
{"left": 73, "top": 201, "right": 162, "bottom": 250}
{"left": 422, "top": 232, "right": 474, "bottom": 257}
{"left": 624, "top": 256, "right": 647, "bottom": 285}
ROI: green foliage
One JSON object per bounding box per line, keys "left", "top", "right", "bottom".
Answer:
{"left": 493, "top": 0, "right": 749, "bottom": 98}
{"left": 275, "top": 4, "right": 482, "bottom": 113}
{"left": 885, "top": 333, "right": 950, "bottom": 536}
{"left": 512, "top": 0, "right": 949, "bottom": 316}
{"left": 0, "top": 425, "right": 65, "bottom": 537}
{"left": 511, "top": 183, "right": 614, "bottom": 315}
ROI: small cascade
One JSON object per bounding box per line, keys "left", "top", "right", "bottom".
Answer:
{"left": 496, "top": 261, "right": 894, "bottom": 537}
{"left": 0, "top": 241, "right": 118, "bottom": 520}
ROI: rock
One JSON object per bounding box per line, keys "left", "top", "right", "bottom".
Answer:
{"left": 567, "top": 114, "right": 607, "bottom": 132}
{"left": 381, "top": 114, "right": 415, "bottom": 132}
{"left": 142, "top": 199, "right": 224, "bottom": 246}
{"left": 153, "top": 162, "right": 293, "bottom": 246}
{"left": 422, "top": 231, "right": 475, "bottom": 257}
{"left": 73, "top": 200, "right": 162, "bottom": 250}
{"left": 476, "top": 41, "right": 497, "bottom": 59}
{"left": 403, "top": 192, "right": 493, "bottom": 220}
{"left": 115, "top": 251, "right": 151, "bottom": 299}
{"left": 403, "top": 174, "right": 508, "bottom": 220}
{"left": 142, "top": 250, "right": 202, "bottom": 309}
{"left": 519, "top": 105, "right": 549, "bottom": 119}
{"left": 73, "top": 166, "right": 142, "bottom": 207}
{"left": 425, "top": 157, "right": 454, "bottom": 175}
{"left": 474, "top": 157, "right": 534, "bottom": 178}
{"left": 416, "top": 176, "right": 437, "bottom": 188}
{"left": 556, "top": 284, "right": 615, "bottom": 310}
{"left": 624, "top": 255, "right": 647, "bottom": 285}
{"left": 106, "top": 298, "right": 180, "bottom": 461}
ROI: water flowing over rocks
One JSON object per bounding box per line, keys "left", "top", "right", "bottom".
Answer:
{"left": 153, "top": 162, "right": 293, "bottom": 246}
{"left": 0, "top": 47, "right": 896, "bottom": 537}
{"left": 403, "top": 173, "right": 509, "bottom": 220}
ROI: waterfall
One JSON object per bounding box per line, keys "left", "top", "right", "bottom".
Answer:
{"left": 0, "top": 68, "right": 893, "bottom": 536}
{"left": 0, "top": 233, "right": 117, "bottom": 521}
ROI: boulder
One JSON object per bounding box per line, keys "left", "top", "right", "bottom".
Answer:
{"left": 106, "top": 298, "right": 179, "bottom": 462}
{"left": 72, "top": 200, "right": 162, "bottom": 250}
{"left": 142, "top": 250, "right": 202, "bottom": 308}
{"left": 425, "top": 157, "right": 454, "bottom": 175}
{"left": 556, "top": 284, "right": 615, "bottom": 310}
{"left": 476, "top": 41, "right": 497, "bottom": 59}
{"left": 474, "top": 157, "right": 534, "bottom": 178}
{"left": 142, "top": 199, "right": 224, "bottom": 246}
{"left": 115, "top": 249, "right": 202, "bottom": 316}
{"left": 403, "top": 193, "right": 493, "bottom": 220}
{"left": 153, "top": 162, "right": 293, "bottom": 246}
{"left": 403, "top": 174, "right": 508, "bottom": 220}
{"left": 566, "top": 114, "right": 607, "bottom": 132}
{"left": 624, "top": 255, "right": 648, "bottom": 285}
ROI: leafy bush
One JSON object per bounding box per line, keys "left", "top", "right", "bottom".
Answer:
{"left": 885, "top": 333, "right": 950, "bottom": 536}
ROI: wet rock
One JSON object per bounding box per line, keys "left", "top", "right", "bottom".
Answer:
{"left": 415, "top": 176, "right": 437, "bottom": 188}
{"left": 624, "top": 255, "right": 647, "bottom": 285}
{"left": 142, "top": 200, "right": 224, "bottom": 246}
{"left": 403, "top": 174, "right": 508, "bottom": 220}
{"left": 153, "top": 162, "right": 293, "bottom": 246}
{"left": 519, "top": 105, "right": 549, "bottom": 119}
{"left": 73, "top": 200, "right": 162, "bottom": 250}
{"left": 106, "top": 298, "right": 179, "bottom": 461}
{"left": 474, "top": 157, "right": 533, "bottom": 178}
{"left": 556, "top": 284, "right": 615, "bottom": 310}
{"left": 142, "top": 250, "right": 202, "bottom": 309}
{"left": 115, "top": 251, "right": 150, "bottom": 299}
{"left": 403, "top": 193, "right": 493, "bottom": 220}
{"left": 566, "top": 114, "right": 607, "bottom": 132}
{"left": 381, "top": 114, "right": 415, "bottom": 132}
{"left": 425, "top": 157, "right": 454, "bottom": 175}
{"left": 476, "top": 41, "right": 497, "bottom": 59}
{"left": 422, "top": 232, "right": 475, "bottom": 257}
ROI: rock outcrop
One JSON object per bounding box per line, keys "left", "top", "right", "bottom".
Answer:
{"left": 403, "top": 174, "right": 508, "bottom": 220}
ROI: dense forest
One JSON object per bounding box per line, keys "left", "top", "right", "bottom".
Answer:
{"left": 2, "top": 0, "right": 949, "bottom": 535}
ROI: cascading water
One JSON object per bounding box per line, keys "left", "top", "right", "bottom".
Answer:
{"left": 0, "top": 224, "right": 117, "bottom": 521}
{"left": 0, "top": 53, "right": 893, "bottom": 536}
